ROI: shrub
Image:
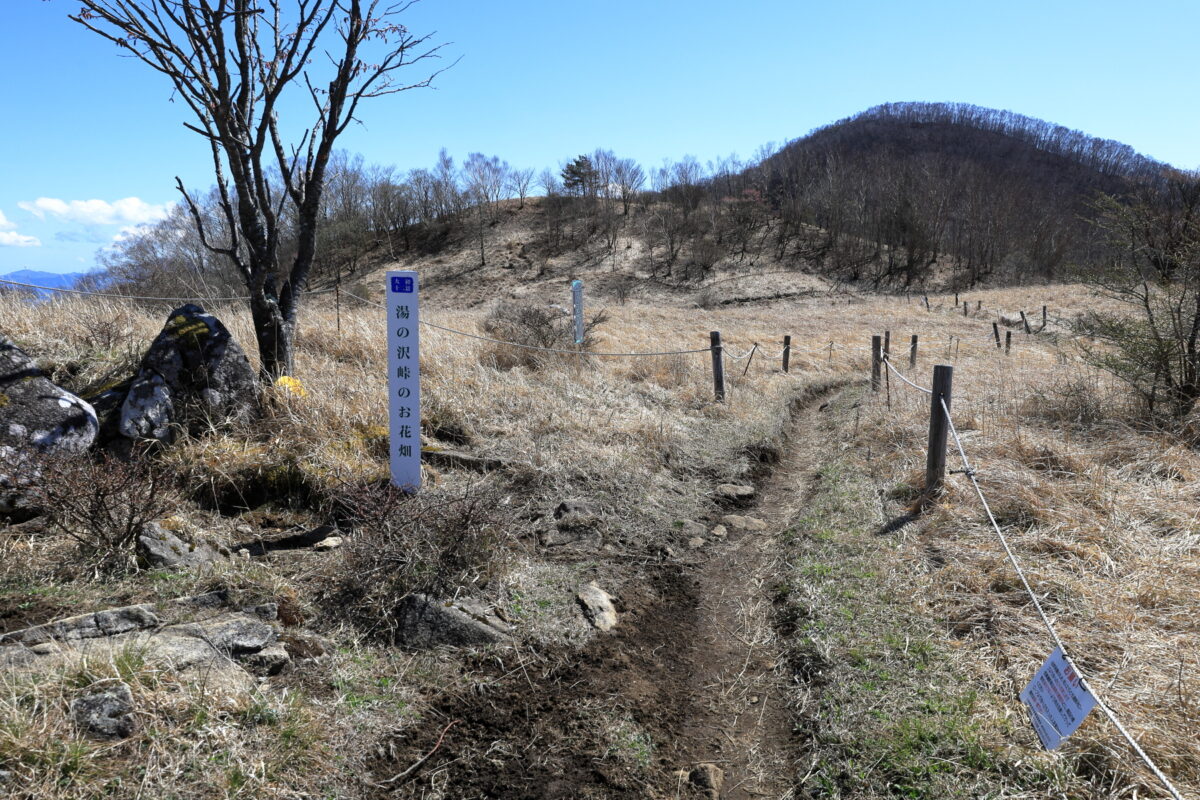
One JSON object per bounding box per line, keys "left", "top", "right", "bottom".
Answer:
{"left": 23, "top": 450, "right": 177, "bottom": 574}
{"left": 320, "top": 483, "right": 516, "bottom": 641}
{"left": 480, "top": 300, "right": 608, "bottom": 369}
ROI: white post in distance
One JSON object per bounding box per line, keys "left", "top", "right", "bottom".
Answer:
{"left": 387, "top": 270, "right": 421, "bottom": 491}
{"left": 571, "top": 279, "right": 584, "bottom": 345}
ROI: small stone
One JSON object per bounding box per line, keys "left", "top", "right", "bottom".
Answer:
{"left": 241, "top": 643, "right": 291, "bottom": 676}
{"left": 677, "top": 520, "right": 707, "bottom": 537}
{"left": 137, "top": 522, "right": 226, "bottom": 569}
{"left": 689, "top": 763, "right": 724, "bottom": 799}
{"left": 313, "top": 535, "right": 343, "bottom": 551}
{"left": 687, "top": 536, "right": 706, "bottom": 549}
{"left": 576, "top": 582, "right": 618, "bottom": 631}
{"left": 722, "top": 514, "right": 768, "bottom": 532}
{"left": 237, "top": 548, "right": 251, "bottom": 559}
{"left": 710, "top": 525, "right": 728, "bottom": 539}
{"left": 750, "top": 695, "right": 760, "bottom": 705}
{"left": 715, "top": 483, "right": 755, "bottom": 501}
{"left": 70, "top": 683, "right": 135, "bottom": 740}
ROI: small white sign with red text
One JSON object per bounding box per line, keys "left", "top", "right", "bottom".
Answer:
{"left": 1019, "top": 647, "right": 1096, "bottom": 750}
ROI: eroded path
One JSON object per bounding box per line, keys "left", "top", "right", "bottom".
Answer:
{"left": 385, "top": 386, "right": 846, "bottom": 799}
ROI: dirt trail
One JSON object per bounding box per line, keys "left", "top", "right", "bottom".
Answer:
{"left": 385, "top": 391, "right": 841, "bottom": 798}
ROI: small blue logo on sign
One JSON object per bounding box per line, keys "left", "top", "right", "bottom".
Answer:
{"left": 390, "top": 276, "right": 414, "bottom": 293}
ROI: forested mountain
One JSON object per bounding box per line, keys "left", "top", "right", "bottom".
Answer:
{"left": 754, "top": 102, "right": 1166, "bottom": 287}
{"left": 95, "top": 102, "right": 1183, "bottom": 299}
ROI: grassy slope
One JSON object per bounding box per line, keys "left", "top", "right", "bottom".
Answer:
{"left": 0, "top": 278, "right": 1197, "bottom": 798}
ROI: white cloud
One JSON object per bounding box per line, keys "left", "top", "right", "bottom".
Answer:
{"left": 18, "top": 196, "right": 169, "bottom": 226}
{"left": 0, "top": 231, "right": 41, "bottom": 247}
{"left": 112, "top": 224, "right": 152, "bottom": 244}
{"left": 0, "top": 210, "right": 15, "bottom": 231}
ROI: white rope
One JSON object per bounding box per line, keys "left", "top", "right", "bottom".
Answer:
{"left": 343, "top": 291, "right": 711, "bottom": 358}
{"left": 883, "top": 357, "right": 933, "bottom": 394}
{"left": 0, "top": 276, "right": 335, "bottom": 302}
{"left": 939, "top": 397, "right": 1186, "bottom": 800}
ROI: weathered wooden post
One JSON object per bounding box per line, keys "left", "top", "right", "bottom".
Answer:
{"left": 710, "top": 331, "right": 725, "bottom": 402}
{"left": 963, "top": 302, "right": 968, "bottom": 317}
{"left": 871, "top": 335, "right": 882, "bottom": 392}
{"left": 1006, "top": 330, "right": 1012, "bottom": 355}
{"left": 924, "top": 365, "right": 954, "bottom": 496}
{"left": 992, "top": 322, "right": 1002, "bottom": 349}
{"left": 1020, "top": 310, "right": 1031, "bottom": 334}
{"left": 883, "top": 330, "right": 891, "bottom": 361}
{"left": 1042, "top": 305, "right": 1048, "bottom": 329}
{"left": 909, "top": 334, "right": 918, "bottom": 367}
{"left": 924, "top": 295, "right": 931, "bottom": 312}
{"left": 782, "top": 335, "right": 791, "bottom": 374}
{"left": 977, "top": 300, "right": 982, "bottom": 312}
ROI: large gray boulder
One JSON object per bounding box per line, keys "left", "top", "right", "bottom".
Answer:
{"left": 118, "top": 304, "right": 256, "bottom": 444}
{"left": 0, "top": 335, "right": 98, "bottom": 455}
{"left": 136, "top": 521, "right": 228, "bottom": 569}
{"left": 395, "top": 594, "right": 512, "bottom": 648}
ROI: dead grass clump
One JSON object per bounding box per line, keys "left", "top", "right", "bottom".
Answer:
{"left": 319, "top": 483, "right": 518, "bottom": 641}
{"left": 480, "top": 300, "right": 609, "bottom": 369}
{"left": 1021, "top": 376, "right": 1124, "bottom": 429}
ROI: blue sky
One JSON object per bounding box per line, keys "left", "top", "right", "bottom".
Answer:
{"left": 3, "top": 0, "right": 1199, "bottom": 275}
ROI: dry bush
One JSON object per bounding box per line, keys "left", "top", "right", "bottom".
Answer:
{"left": 22, "top": 451, "right": 177, "bottom": 574}
{"left": 320, "top": 483, "right": 517, "bottom": 640}
{"left": 480, "top": 300, "right": 609, "bottom": 369}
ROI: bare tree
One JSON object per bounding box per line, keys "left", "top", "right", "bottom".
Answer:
{"left": 505, "top": 167, "right": 535, "bottom": 209}
{"left": 70, "top": 0, "right": 447, "bottom": 379}
{"left": 462, "top": 152, "right": 508, "bottom": 266}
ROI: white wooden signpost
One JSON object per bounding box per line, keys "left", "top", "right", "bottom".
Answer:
{"left": 571, "top": 279, "right": 584, "bottom": 345}
{"left": 387, "top": 270, "right": 421, "bottom": 491}
{"left": 1019, "top": 647, "right": 1097, "bottom": 750}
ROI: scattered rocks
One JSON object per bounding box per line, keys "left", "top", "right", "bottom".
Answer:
{"left": 313, "top": 535, "right": 343, "bottom": 551}
{"left": 395, "top": 594, "right": 511, "bottom": 648}
{"left": 689, "top": 763, "right": 725, "bottom": 799}
{"left": 70, "top": 683, "right": 135, "bottom": 740}
{"left": 0, "top": 335, "right": 99, "bottom": 456}
{"left": 687, "top": 536, "right": 706, "bottom": 549}
{"left": 136, "top": 521, "right": 227, "bottom": 569}
{"left": 676, "top": 520, "right": 707, "bottom": 538}
{"left": 576, "top": 582, "right": 618, "bottom": 631}
{"left": 715, "top": 483, "right": 755, "bottom": 502}
{"left": 722, "top": 514, "right": 768, "bottom": 532}
{"left": 0, "top": 604, "right": 159, "bottom": 647}
{"left": 709, "top": 524, "right": 728, "bottom": 540}
{"left": 117, "top": 304, "right": 257, "bottom": 445}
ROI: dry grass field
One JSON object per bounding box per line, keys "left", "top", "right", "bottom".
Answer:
{"left": 0, "top": 277, "right": 1196, "bottom": 799}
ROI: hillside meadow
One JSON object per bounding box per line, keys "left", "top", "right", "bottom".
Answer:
{"left": 0, "top": 279, "right": 1196, "bottom": 799}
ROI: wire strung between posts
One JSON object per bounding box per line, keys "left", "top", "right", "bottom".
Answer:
{"left": 939, "top": 397, "right": 1186, "bottom": 800}
{"left": 883, "top": 357, "right": 934, "bottom": 394}
{"left": 343, "top": 291, "right": 712, "bottom": 358}
{"left": 0, "top": 277, "right": 336, "bottom": 302}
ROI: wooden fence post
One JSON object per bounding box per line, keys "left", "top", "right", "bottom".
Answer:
{"left": 909, "top": 334, "right": 918, "bottom": 367}
{"left": 977, "top": 300, "right": 982, "bottom": 311}
{"left": 1005, "top": 330, "right": 1012, "bottom": 355}
{"left": 883, "top": 330, "right": 891, "bottom": 361}
{"left": 963, "top": 302, "right": 968, "bottom": 317}
{"left": 710, "top": 331, "right": 725, "bottom": 402}
{"left": 992, "top": 322, "right": 1002, "bottom": 349}
{"left": 1020, "top": 310, "right": 1031, "bottom": 334}
{"left": 782, "top": 335, "right": 791, "bottom": 374}
{"left": 871, "top": 335, "right": 882, "bottom": 392}
{"left": 924, "top": 295, "right": 931, "bottom": 312}
{"left": 1042, "top": 305, "right": 1048, "bottom": 329}
{"left": 954, "top": 292, "right": 959, "bottom": 307}
{"left": 924, "top": 365, "right": 954, "bottom": 496}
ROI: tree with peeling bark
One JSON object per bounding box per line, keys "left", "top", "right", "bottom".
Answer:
{"left": 69, "top": 0, "right": 447, "bottom": 380}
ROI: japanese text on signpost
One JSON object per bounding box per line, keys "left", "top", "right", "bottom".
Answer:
{"left": 387, "top": 271, "right": 421, "bottom": 490}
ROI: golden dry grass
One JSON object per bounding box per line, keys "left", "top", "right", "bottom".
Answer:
{"left": 0, "top": 279, "right": 1196, "bottom": 798}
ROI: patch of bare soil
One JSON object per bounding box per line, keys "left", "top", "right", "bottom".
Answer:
{"left": 375, "top": 391, "right": 844, "bottom": 799}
